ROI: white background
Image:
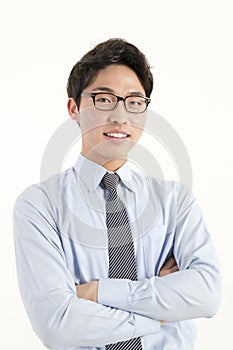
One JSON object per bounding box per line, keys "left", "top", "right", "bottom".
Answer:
{"left": 0, "top": 0, "right": 232, "bottom": 349}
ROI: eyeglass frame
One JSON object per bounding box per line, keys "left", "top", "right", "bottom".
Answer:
{"left": 81, "top": 92, "right": 151, "bottom": 113}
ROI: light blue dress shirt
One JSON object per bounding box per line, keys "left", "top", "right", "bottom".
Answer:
{"left": 13, "top": 154, "right": 221, "bottom": 350}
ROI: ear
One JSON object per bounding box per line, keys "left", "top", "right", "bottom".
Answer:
{"left": 67, "top": 98, "right": 80, "bottom": 123}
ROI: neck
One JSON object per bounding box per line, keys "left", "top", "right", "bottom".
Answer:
{"left": 81, "top": 152, "right": 126, "bottom": 171}
{"left": 103, "top": 158, "right": 127, "bottom": 172}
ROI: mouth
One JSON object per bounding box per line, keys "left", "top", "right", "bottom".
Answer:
{"left": 103, "top": 132, "right": 130, "bottom": 139}
{"left": 103, "top": 131, "right": 130, "bottom": 144}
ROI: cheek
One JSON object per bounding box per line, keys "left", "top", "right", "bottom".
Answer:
{"left": 131, "top": 114, "right": 146, "bottom": 137}
{"left": 80, "top": 109, "right": 108, "bottom": 133}
{"left": 131, "top": 128, "right": 143, "bottom": 144}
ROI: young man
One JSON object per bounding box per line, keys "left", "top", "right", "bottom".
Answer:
{"left": 13, "top": 38, "right": 221, "bottom": 349}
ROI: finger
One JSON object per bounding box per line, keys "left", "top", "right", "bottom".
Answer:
{"left": 159, "top": 258, "right": 179, "bottom": 277}
{"left": 162, "top": 256, "right": 176, "bottom": 269}
{"left": 160, "top": 320, "right": 167, "bottom": 325}
{"left": 169, "top": 265, "right": 179, "bottom": 274}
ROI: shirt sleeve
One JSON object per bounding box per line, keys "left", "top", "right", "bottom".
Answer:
{"left": 13, "top": 185, "right": 160, "bottom": 349}
{"left": 98, "top": 183, "right": 221, "bottom": 322}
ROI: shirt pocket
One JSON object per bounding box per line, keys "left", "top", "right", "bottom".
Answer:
{"left": 142, "top": 225, "right": 174, "bottom": 278}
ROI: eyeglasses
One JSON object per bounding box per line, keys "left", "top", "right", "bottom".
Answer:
{"left": 81, "top": 92, "right": 151, "bottom": 113}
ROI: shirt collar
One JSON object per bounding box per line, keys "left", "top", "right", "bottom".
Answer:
{"left": 74, "top": 154, "right": 135, "bottom": 192}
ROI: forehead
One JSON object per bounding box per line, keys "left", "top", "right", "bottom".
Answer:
{"left": 87, "top": 64, "right": 145, "bottom": 94}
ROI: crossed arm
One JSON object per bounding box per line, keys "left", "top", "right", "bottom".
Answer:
{"left": 76, "top": 256, "right": 178, "bottom": 326}
{"left": 76, "top": 247, "right": 221, "bottom": 323}
{"left": 76, "top": 256, "right": 178, "bottom": 303}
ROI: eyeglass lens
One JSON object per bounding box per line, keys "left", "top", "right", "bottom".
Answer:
{"left": 94, "top": 93, "right": 148, "bottom": 113}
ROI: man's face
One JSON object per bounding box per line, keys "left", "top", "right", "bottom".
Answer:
{"left": 69, "top": 64, "right": 147, "bottom": 170}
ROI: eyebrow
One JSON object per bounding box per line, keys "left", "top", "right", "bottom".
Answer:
{"left": 92, "top": 86, "right": 115, "bottom": 93}
{"left": 92, "top": 86, "right": 145, "bottom": 96}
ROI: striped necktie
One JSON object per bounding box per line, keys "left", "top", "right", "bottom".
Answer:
{"left": 102, "top": 172, "right": 143, "bottom": 350}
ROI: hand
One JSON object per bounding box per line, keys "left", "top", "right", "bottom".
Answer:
{"left": 159, "top": 256, "right": 179, "bottom": 277}
{"left": 76, "top": 280, "right": 99, "bottom": 303}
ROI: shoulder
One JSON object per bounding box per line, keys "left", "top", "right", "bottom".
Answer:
{"left": 130, "top": 167, "right": 189, "bottom": 191}
{"left": 130, "top": 167, "right": 193, "bottom": 204}
{"left": 14, "top": 166, "right": 76, "bottom": 212}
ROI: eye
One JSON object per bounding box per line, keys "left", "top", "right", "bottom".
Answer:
{"left": 127, "top": 96, "right": 145, "bottom": 106}
{"left": 129, "top": 99, "right": 142, "bottom": 106}
{"left": 95, "top": 93, "right": 115, "bottom": 104}
{"left": 96, "top": 97, "right": 112, "bottom": 103}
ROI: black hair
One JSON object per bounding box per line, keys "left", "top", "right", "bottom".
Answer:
{"left": 67, "top": 38, "right": 153, "bottom": 108}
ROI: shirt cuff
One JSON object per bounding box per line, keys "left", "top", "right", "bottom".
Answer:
{"left": 98, "top": 278, "right": 160, "bottom": 337}
{"left": 98, "top": 278, "right": 130, "bottom": 310}
{"left": 133, "top": 313, "right": 160, "bottom": 337}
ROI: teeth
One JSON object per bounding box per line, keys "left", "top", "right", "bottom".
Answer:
{"left": 106, "top": 133, "right": 127, "bottom": 138}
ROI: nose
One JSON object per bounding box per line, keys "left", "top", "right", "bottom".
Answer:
{"left": 108, "top": 100, "right": 129, "bottom": 124}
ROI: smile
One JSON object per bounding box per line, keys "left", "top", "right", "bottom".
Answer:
{"left": 103, "top": 132, "right": 129, "bottom": 138}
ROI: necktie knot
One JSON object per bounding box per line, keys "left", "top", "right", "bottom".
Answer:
{"left": 101, "top": 172, "right": 120, "bottom": 193}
